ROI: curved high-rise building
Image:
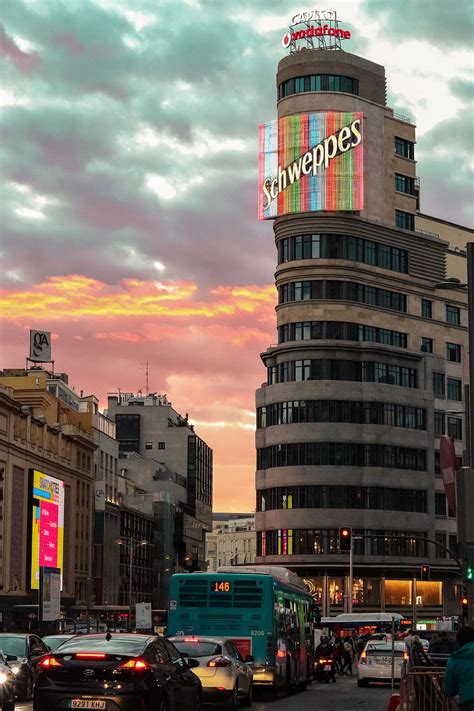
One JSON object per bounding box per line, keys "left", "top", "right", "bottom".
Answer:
{"left": 256, "top": 43, "right": 469, "bottom": 619}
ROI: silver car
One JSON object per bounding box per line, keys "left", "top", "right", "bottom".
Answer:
{"left": 169, "top": 635, "right": 253, "bottom": 709}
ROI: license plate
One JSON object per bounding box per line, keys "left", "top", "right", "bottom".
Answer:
{"left": 324, "top": 665, "right": 331, "bottom": 671}
{"left": 69, "top": 701, "right": 106, "bottom": 709}
{"left": 375, "top": 657, "right": 391, "bottom": 664}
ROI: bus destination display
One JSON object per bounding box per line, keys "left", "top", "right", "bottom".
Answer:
{"left": 211, "top": 581, "right": 231, "bottom": 593}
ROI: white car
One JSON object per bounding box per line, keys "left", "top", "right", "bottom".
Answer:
{"left": 357, "top": 640, "right": 408, "bottom": 687}
{"left": 169, "top": 635, "right": 253, "bottom": 709}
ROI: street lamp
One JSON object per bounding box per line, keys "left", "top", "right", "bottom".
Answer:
{"left": 116, "top": 538, "right": 149, "bottom": 630}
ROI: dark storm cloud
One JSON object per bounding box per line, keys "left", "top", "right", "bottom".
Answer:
{"left": 361, "top": 0, "right": 474, "bottom": 49}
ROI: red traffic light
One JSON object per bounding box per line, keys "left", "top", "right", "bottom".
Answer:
{"left": 341, "top": 529, "right": 350, "bottom": 537}
{"left": 462, "top": 597, "right": 468, "bottom": 606}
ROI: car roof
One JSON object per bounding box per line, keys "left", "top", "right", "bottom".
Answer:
{"left": 0, "top": 633, "right": 31, "bottom": 637}
{"left": 366, "top": 641, "right": 405, "bottom": 649}
{"left": 170, "top": 636, "right": 226, "bottom": 644}
{"left": 55, "top": 633, "right": 157, "bottom": 643}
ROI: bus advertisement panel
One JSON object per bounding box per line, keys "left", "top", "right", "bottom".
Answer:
{"left": 30, "top": 470, "right": 65, "bottom": 590}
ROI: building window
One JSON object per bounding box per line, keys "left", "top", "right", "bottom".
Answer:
{"left": 446, "top": 343, "right": 461, "bottom": 362}
{"left": 447, "top": 417, "right": 462, "bottom": 440}
{"left": 421, "top": 337, "right": 433, "bottom": 353}
{"left": 145, "top": 442, "right": 153, "bottom": 450}
{"left": 278, "top": 320, "right": 407, "bottom": 348}
{"left": 447, "top": 378, "right": 462, "bottom": 401}
{"left": 395, "top": 137, "right": 415, "bottom": 160}
{"left": 158, "top": 442, "right": 166, "bottom": 450}
{"left": 434, "top": 411, "right": 445, "bottom": 437}
{"left": 278, "top": 74, "right": 359, "bottom": 99}
{"left": 435, "top": 532, "right": 447, "bottom": 558}
{"left": 446, "top": 305, "right": 461, "bottom": 325}
{"left": 435, "top": 492, "right": 446, "bottom": 516}
{"left": 395, "top": 210, "right": 415, "bottom": 231}
{"left": 278, "top": 280, "right": 407, "bottom": 313}
{"left": 421, "top": 299, "right": 432, "bottom": 318}
{"left": 268, "top": 360, "right": 417, "bottom": 388}
{"left": 433, "top": 372, "right": 445, "bottom": 397}
{"left": 277, "top": 234, "right": 408, "bottom": 273}
{"left": 395, "top": 173, "right": 416, "bottom": 195}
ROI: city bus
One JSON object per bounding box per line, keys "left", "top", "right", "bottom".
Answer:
{"left": 316, "top": 612, "right": 406, "bottom": 640}
{"left": 167, "top": 566, "right": 315, "bottom": 689}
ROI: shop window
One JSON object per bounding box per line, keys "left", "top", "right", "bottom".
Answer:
{"left": 415, "top": 581, "right": 442, "bottom": 606}
{"left": 385, "top": 579, "right": 412, "bottom": 606}
{"left": 352, "top": 578, "right": 381, "bottom": 607}
{"left": 328, "top": 578, "right": 344, "bottom": 606}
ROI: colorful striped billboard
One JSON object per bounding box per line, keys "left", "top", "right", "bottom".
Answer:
{"left": 258, "top": 111, "right": 364, "bottom": 220}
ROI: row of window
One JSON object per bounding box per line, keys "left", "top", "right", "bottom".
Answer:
{"left": 422, "top": 299, "right": 461, "bottom": 325}
{"left": 257, "top": 400, "right": 426, "bottom": 430}
{"left": 278, "top": 74, "right": 359, "bottom": 99}
{"left": 258, "top": 529, "right": 427, "bottom": 557}
{"left": 257, "top": 443, "right": 426, "bottom": 471}
{"left": 433, "top": 373, "right": 462, "bottom": 400}
{"left": 278, "top": 280, "right": 407, "bottom": 313}
{"left": 145, "top": 441, "right": 166, "bottom": 450}
{"left": 277, "top": 234, "right": 409, "bottom": 273}
{"left": 257, "top": 485, "right": 427, "bottom": 513}
{"left": 268, "top": 359, "right": 418, "bottom": 388}
{"left": 434, "top": 412, "right": 462, "bottom": 439}
{"left": 278, "top": 320, "right": 408, "bottom": 348}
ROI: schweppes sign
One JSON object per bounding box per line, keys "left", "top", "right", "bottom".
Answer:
{"left": 258, "top": 111, "right": 364, "bottom": 220}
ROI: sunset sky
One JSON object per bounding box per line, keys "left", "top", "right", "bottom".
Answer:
{"left": 1, "top": 0, "right": 473, "bottom": 511}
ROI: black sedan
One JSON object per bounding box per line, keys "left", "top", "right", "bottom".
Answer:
{"left": 0, "top": 633, "right": 49, "bottom": 701}
{"left": 0, "top": 652, "right": 15, "bottom": 711}
{"left": 33, "top": 633, "right": 202, "bottom": 711}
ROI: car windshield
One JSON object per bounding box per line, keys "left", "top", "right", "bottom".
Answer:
{"left": 0, "top": 637, "right": 27, "bottom": 657}
{"left": 173, "top": 641, "right": 222, "bottom": 657}
{"left": 43, "top": 636, "right": 74, "bottom": 651}
{"left": 56, "top": 636, "right": 147, "bottom": 655}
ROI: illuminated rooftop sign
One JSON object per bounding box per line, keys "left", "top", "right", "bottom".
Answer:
{"left": 258, "top": 111, "right": 364, "bottom": 220}
{"left": 282, "top": 10, "right": 351, "bottom": 52}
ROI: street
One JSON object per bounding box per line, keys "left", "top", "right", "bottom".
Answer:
{"left": 17, "top": 677, "right": 394, "bottom": 711}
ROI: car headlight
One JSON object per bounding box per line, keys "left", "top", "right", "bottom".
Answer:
{"left": 0, "top": 672, "right": 8, "bottom": 683}
{"left": 11, "top": 665, "right": 20, "bottom": 675}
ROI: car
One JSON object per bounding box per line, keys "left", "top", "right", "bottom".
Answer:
{"left": 0, "top": 651, "right": 16, "bottom": 711}
{"left": 33, "top": 632, "right": 202, "bottom": 711}
{"left": 0, "top": 633, "right": 49, "bottom": 702}
{"left": 42, "top": 634, "right": 77, "bottom": 651}
{"left": 357, "top": 640, "right": 407, "bottom": 687}
{"left": 169, "top": 635, "right": 253, "bottom": 709}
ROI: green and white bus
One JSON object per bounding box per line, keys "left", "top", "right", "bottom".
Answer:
{"left": 167, "top": 566, "right": 315, "bottom": 689}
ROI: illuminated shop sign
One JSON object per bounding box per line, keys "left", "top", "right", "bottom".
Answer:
{"left": 30, "top": 470, "right": 65, "bottom": 590}
{"left": 258, "top": 111, "right": 364, "bottom": 220}
{"left": 282, "top": 10, "right": 351, "bottom": 52}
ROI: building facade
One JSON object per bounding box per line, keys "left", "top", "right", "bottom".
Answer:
{"left": 255, "top": 48, "right": 470, "bottom": 620}
{"left": 107, "top": 393, "right": 213, "bottom": 606}
{"left": 206, "top": 513, "right": 256, "bottom": 571}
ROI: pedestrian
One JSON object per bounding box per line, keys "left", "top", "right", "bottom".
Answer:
{"left": 404, "top": 628, "right": 415, "bottom": 649}
{"left": 331, "top": 637, "right": 343, "bottom": 674}
{"left": 444, "top": 626, "right": 474, "bottom": 711}
{"left": 342, "top": 637, "right": 354, "bottom": 675}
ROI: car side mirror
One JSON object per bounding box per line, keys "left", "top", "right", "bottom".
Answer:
{"left": 5, "top": 655, "right": 17, "bottom": 662}
{"left": 244, "top": 655, "right": 254, "bottom": 663}
{"left": 187, "top": 658, "right": 200, "bottom": 669}
{"left": 180, "top": 652, "right": 189, "bottom": 658}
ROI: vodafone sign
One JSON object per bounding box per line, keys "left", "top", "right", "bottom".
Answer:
{"left": 282, "top": 9, "right": 351, "bottom": 52}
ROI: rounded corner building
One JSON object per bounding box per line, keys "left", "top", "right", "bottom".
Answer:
{"left": 255, "top": 23, "right": 468, "bottom": 620}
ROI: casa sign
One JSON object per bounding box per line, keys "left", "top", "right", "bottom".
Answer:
{"left": 29, "top": 330, "right": 52, "bottom": 362}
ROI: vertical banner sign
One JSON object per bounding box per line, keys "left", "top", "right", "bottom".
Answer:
{"left": 29, "top": 330, "right": 52, "bottom": 362}
{"left": 30, "top": 470, "right": 65, "bottom": 590}
{"left": 94, "top": 481, "right": 106, "bottom": 512}
{"left": 40, "top": 566, "right": 61, "bottom": 622}
{"left": 258, "top": 111, "right": 364, "bottom": 220}
{"left": 136, "top": 602, "right": 152, "bottom": 629}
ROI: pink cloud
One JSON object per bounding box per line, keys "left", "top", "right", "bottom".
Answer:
{"left": 0, "top": 25, "right": 41, "bottom": 74}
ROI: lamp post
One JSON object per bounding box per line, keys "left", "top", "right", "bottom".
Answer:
{"left": 116, "top": 538, "right": 148, "bottom": 630}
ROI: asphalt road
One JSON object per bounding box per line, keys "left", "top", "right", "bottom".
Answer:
{"left": 18, "top": 677, "right": 395, "bottom": 711}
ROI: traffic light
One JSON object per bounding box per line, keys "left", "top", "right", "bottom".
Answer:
{"left": 461, "top": 596, "right": 469, "bottom": 621}
{"left": 467, "top": 565, "right": 473, "bottom": 581}
{"left": 420, "top": 565, "right": 430, "bottom": 581}
{"left": 339, "top": 527, "right": 352, "bottom": 552}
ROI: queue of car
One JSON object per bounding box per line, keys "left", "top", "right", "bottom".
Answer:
{"left": 0, "top": 630, "right": 254, "bottom": 710}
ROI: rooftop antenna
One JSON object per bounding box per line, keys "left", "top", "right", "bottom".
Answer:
{"left": 140, "top": 361, "right": 150, "bottom": 396}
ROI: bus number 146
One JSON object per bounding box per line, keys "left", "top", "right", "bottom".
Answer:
{"left": 212, "top": 581, "right": 231, "bottom": 593}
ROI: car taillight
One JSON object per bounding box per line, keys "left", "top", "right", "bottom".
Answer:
{"left": 359, "top": 651, "right": 367, "bottom": 665}
{"left": 74, "top": 653, "right": 107, "bottom": 660}
{"left": 40, "top": 656, "right": 63, "bottom": 668}
{"left": 319, "top": 658, "right": 331, "bottom": 664}
{"left": 119, "top": 659, "right": 149, "bottom": 670}
{"left": 207, "top": 657, "right": 232, "bottom": 668}
{"left": 276, "top": 649, "right": 286, "bottom": 659}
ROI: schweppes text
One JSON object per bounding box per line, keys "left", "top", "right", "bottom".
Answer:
{"left": 262, "top": 118, "right": 362, "bottom": 207}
